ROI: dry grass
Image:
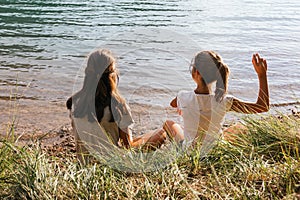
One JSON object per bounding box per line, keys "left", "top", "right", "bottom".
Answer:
{"left": 0, "top": 114, "right": 299, "bottom": 199}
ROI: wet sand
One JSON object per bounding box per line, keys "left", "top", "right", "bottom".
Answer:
{"left": 0, "top": 98, "right": 74, "bottom": 157}
{"left": 0, "top": 99, "right": 69, "bottom": 136}
{"left": 0, "top": 98, "right": 178, "bottom": 157}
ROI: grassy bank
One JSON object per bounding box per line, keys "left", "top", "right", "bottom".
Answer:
{"left": 0, "top": 114, "right": 299, "bottom": 199}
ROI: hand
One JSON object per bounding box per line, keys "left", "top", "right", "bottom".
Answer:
{"left": 252, "top": 53, "right": 267, "bottom": 77}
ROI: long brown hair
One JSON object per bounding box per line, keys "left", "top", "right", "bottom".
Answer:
{"left": 66, "top": 49, "right": 126, "bottom": 123}
{"left": 193, "top": 50, "right": 230, "bottom": 102}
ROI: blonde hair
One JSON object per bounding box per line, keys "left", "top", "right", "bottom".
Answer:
{"left": 67, "top": 49, "right": 126, "bottom": 123}
{"left": 193, "top": 50, "right": 230, "bottom": 102}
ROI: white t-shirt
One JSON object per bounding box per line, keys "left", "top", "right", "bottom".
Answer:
{"left": 72, "top": 103, "right": 134, "bottom": 155}
{"left": 177, "top": 90, "right": 233, "bottom": 153}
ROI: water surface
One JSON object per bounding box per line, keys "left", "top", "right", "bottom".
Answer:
{"left": 1, "top": 0, "right": 299, "bottom": 109}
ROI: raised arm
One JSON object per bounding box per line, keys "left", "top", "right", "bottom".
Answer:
{"left": 230, "top": 53, "right": 269, "bottom": 114}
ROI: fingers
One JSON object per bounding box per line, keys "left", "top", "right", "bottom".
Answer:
{"left": 252, "top": 53, "right": 259, "bottom": 66}
{"left": 252, "top": 53, "right": 267, "bottom": 66}
{"left": 252, "top": 53, "right": 260, "bottom": 65}
{"left": 252, "top": 53, "right": 268, "bottom": 75}
{"left": 252, "top": 54, "right": 256, "bottom": 65}
{"left": 254, "top": 53, "right": 263, "bottom": 64}
{"left": 258, "top": 54, "right": 267, "bottom": 70}
{"left": 262, "top": 59, "right": 267, "bottom": 70}
{"left": 256, "top": 53, "right": 261, "bottom": 61}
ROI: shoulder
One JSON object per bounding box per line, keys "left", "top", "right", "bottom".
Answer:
{"left": 122, "top": 102, "right": 132, "bottom": 115}
{"left": 177, "top": 90, "right": 196, "bottom": 108}
{"left": 178, "top": 90, "right": 193, "bottom": 96}
{"left": 177, "top": 90, "right": 195, "bottom": 100}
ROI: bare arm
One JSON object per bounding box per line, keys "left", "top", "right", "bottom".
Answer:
{"left": 170, "top": 97, "right": 177, "bottom": 108}
{"left": 230, "top": 53, "right": 269, "bottom": 114}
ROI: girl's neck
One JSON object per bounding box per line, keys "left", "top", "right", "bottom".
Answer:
{"left": 194, "top": 84, "right": 211, "bottom": 95}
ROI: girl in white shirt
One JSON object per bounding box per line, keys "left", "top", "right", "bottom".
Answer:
{"left": 164, "top": 51, "right": 269, "bottom": 151}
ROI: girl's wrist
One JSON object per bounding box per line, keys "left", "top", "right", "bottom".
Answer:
{"left": 257, "top": 73, "right": 267, "bottom": 78}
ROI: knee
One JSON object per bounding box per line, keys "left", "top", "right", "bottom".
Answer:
{"left": 153, "top": 128, "right": 167, "bottom": 140}
{"left": 164, "top": 120, "right": 175, "bottom": 127}
{"left": 158, "top": 128, "right": 167, "bottom": 140}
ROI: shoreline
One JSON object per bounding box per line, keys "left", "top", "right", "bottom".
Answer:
{"left": 0, "top": 98, "right": 299, "bottom": 152}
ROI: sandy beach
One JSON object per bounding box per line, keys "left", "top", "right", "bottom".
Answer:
{"left": 1, "top": 96, "right": 298, "bottom": 159}
{"left": 0, "top": 99, "right": 74, "bottom": 156}
{"left": 0, "top": 96, "right": 181, "bottom": 158}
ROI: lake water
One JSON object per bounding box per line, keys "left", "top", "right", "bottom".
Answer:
{"left": 1, "top": 0, "right": 300, "bottom": 111}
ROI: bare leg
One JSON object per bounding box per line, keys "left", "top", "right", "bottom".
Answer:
{"left": 132, "top": 128, "right": 167, "bottom": 149}
{"left": 163, "top": 120, "right": 184, "bottom": 143}
{"left": 223, "top": 123, "right": 247, "bottom": 142}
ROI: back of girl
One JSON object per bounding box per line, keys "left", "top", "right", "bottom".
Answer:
{"left": 164, "top": 50, "right": 269, "bottom": 154}
{"left": 67, "top": 49, "right": 132, "bottom": 162}
{"left": 67, "top": 49, "right": 167, "bottom": 163}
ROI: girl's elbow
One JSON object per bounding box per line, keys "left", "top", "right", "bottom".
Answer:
{"left": 264, "top": 106, "right": 270, "bottom": 113}
{"left": 262, "top": 102, "right": 270, "bottom": 112}
{"left": 66, "top": 97, "right": 72, "bottom": 110}
{"left": 170, "top": 102, "right": 177, "bottom": 108}
{"left": 265, "top": 104, "right": 270, "bottom": 112}
{"left": 170, "top": 97, "right": 177, "bottom": 108}
{"left": 257, "top": 105, "right": 270, "bottom": 113}
{"left": 255, "top": 100, "right": 270, "bottom": 113}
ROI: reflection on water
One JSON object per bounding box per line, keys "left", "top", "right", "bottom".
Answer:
{"left": 0, "top": 0, "right": 299, "bottom": 106}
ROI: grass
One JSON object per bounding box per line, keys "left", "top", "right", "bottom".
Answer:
{"left": 0, "top": 114, "right": 299, "bottom": 199}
